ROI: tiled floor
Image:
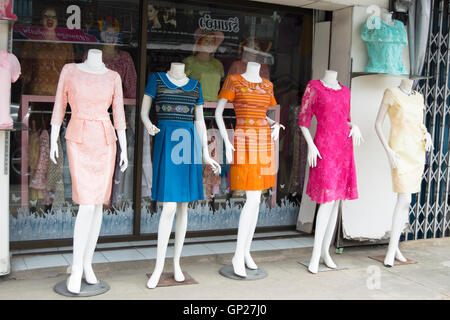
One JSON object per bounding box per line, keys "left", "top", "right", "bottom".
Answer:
{"left": 9, "top": 231, "right": 314, "bottom": 272}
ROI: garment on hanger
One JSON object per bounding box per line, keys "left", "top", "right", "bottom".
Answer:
{"left": 183, "top": 55, "right": 224, "bottom": 102}
{"left": 142, "top": 129, "right": 152, "bottom": 198}
{"left": 145, "top": 72, "right": 204, "bottom": 202}
{"left": 298, "top": 80, "right": 358, "bottom": 203}
{"left": 381, "top": 87, "right": 427, "bottom": 193}
{"left": 203, "top": 129, "right": 221, "bottom": 200}
{"left": 20, "top": 42, "right": 74, "bottom": 95}
{"left": 361, "top": 16, "right": 408, "bottom": 75}
{"left": 30, "top": 129, "right": 50, "bottom": 205}
{"left": 218, "top": 74, "right": 277, "bottom": 191}
{"left": 0, "top": 51, "right": 21, "bottom": 128}
{"left": 51, "top": 63, "right": 126, "bottom": 205}
{"left": 47, "top": 136, "right": 65, "bottom": 206}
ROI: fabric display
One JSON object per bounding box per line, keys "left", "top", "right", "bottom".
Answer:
{"left": 381, "top": 87, "right": 427, "bottom": 193}
{"left": 51, "top": 63, "right": 126, "bottom": 205}
{"left": 361, "top": 16, "right": 408, "bottom": 75}
{"left": 298, "top": 80, "right": 358, "bottom": 203}
{"left": 0, "top": 51, "right": 20, "bottom": 128}
{"left": 218, "top": 74, "right": 277, "bottom": 191}
{"left": 145, "top": 72, "right": 204, "bottom": 202}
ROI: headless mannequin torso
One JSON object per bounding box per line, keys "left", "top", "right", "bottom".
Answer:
{"left": 49, "top": 49, "right": 128, "bottom": 294}
{"left": 140, "top": 62, "right": 220, "bottom": 288}
{"left": 215, "top": 62, "right": 283, "bottom": 277}
{"left": 375, "top": 79, "right": 432, "bottom": 266}
{"left": 299, "top": 70, "right": 363, "bottom": 274}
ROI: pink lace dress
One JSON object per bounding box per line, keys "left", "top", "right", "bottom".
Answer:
{"left": 298, "top": 80, "right": 358, "bottom": 203}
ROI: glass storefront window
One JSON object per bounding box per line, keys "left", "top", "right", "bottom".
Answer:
{"left": 9, "top": 0, "right": 140, "bottom": 241}
{"left": 140, "top": 1, "right": 312, "bottom": 234}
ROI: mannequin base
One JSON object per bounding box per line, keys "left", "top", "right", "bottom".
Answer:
{"left": 298, "top": 261, "right": 347, "bottom": 273}
{"left": 219, "top": 265, "right": 267, "bottom": 280}
{"left": 145, "top": 272, "right": 198, "bottom": 287}
{"left": 54, "top": 279, "right": 110, "bottom": 297}
{"left": 368, "top": 255, "right": 417, "bottom": 267}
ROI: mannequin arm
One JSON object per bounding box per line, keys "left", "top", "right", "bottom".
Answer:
{"left": 299, "top": 126, "right": 322, "bottom": 168}
{"left": 50, "top": 124, "right": 61, "bottom": 164}
{"left": 117, "top": 129, "right": 128, "bottom": 172}
{"left": 195, "top": 105, "right": 221, "bottom": 175}
{"left": 266, "top": 116, "right": 285, "bottom": 141}
{"left": 348, "top": 123, "right": 363, "bottom": 146}
{"left": 374, "top": 102, "right": 400, "bottom": 169}
{"left": 140, "top": 94, "right": 160, "bottom": 135}
{"left": 214, "top": 98, "right": 235, "bottom": 164}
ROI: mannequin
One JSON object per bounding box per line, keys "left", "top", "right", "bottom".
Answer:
{"left": 141, "top": 62, "right": 220, "bottom": 288}
{"left": 50, "top": 49, "right": 128, "bottom": 294}
{"left": 299, "top": 70, "right": 362, "bottom": 274}
{"left": 215, "top": 61, "right": 282, "bottom": 277}
{"left": 375, "top": 78, "right": 432, "bottom": 267}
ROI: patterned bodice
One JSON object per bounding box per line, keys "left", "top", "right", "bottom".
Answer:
{"left": 145, "top": 72, "right": 204, "bottom": 122}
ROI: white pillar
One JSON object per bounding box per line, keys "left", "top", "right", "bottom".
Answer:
{"left": 0, "top": 19, "right": 12, "bottom": 275}
{"left": 0, "top": 130, "right": 10, "bottom": 275}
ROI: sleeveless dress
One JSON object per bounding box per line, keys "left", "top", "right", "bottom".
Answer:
{"left": 218, "top": 74, "right": 277, "bottom": 191}
{"left": 360, "top": 16, "right": 408, "bottom": 75}
{"left": 145, "top": 72, "right": 204, "bottom": 202}
{"left": 381, "top": 87, "right": 427, "bottom": 193}
{"left": 298, "top": 80, "right": 358, "bottom": 203}
{"left": 51, "top": 63, "right": 126, "bottom": 205}
{"left": 0, "top": 51, "right": 21, "bottom": 128}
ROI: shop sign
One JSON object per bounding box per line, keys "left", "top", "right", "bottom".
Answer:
{"left": 198, "top": 13, "right": 240, "bottom": 33}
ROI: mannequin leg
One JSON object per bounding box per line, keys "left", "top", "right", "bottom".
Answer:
{"left": 147, "top": 202, "right": 177, "bottom": 289}
{"left": 82, "top": 204, "right": 103, "bottom": 284}
{"left": 67, "top": 205, "right": 96, "bottom": 294}
{"left": 233, "top": 190, "right": 261, "bottom": 277}
{"left": 244, "top": 191, "right": 262, "bottom": 270}
{"left": 320, "top": 201, "right": 340, "bottom": 269}
{"left": 308, "top": 201, "right": 335, "bottom": 274}
{"left": 173, "top": 202, "right": 188, "bottom": 282}
{"left": 384, "top": 193, "right": 411, "bottom": 267}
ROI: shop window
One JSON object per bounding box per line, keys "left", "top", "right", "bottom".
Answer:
{"left": 140, "top": 1, "right": 312, "bottom": 234}
{"left": 10, "top": 0, "right": 140, "bottom": 241}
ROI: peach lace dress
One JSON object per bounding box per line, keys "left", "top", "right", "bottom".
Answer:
{"left": 51, "top": 63, "right": 126, "bottom": 205}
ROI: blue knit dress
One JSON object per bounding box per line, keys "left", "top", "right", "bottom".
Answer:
{"left": 145, "top": 72, "right": 204, "bottom": 202}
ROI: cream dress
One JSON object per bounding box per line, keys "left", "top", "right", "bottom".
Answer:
{"left": 382, "top": 87, "right": 427, "bottom": 193}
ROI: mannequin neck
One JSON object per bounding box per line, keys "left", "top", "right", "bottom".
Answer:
{"left": 381, "top": 12, "right": 394, "bottom": 26}
{"left": 241, "top": 62, "right": 262, "bottom": 83}
{"left": 78, "top": 49, "right": 108, "bottom": 74}
{"left": 399, "top": 79, "right": 414, "bottom": 95}
{"left": 166, "top": 62, "right": 189, "bottom": 87}
{"left": 321, "top": 70, "right": 341, "bottom": 89}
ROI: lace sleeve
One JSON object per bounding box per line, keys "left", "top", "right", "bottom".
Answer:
{"left": 112, "top": 73, "right": 126, "bottom": 130}
{"left": 50, "top": 64, "right": 70, "bottom": 126}
{"left": 298, "top": 82, "right": 316, "bottom": 128}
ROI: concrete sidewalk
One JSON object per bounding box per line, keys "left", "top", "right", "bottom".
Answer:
{"left": 1, "top": 237, "right": 449, "bottom": 300}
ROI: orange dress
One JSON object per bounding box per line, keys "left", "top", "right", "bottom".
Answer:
{"left": 218, "top": 74, "right": 277, "bottom": 191}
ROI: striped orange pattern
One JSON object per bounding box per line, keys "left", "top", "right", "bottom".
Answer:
{"left": 218, "top": 74, "right": 277, "bottom": 191}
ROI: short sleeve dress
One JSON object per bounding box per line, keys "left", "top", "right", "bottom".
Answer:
{"left": 381, "top": 87, "right": 427, "bottom": 193}
{"left": 298, "top": 80, "right": 358, "bottom": 203}
{"left": 51, "top": 63, "right": 126, "bottom": 205}
{"left": 145, "top": 72, "right": 204, "bottom": 202}
{"left": 218, "top": 74, "right": 277, "bottom": 191}
{"left": 0, "top": 51, "right": 21, "bottom": 128}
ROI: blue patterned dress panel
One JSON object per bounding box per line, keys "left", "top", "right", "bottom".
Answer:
{"left": 144, "top": 72, "right": 204, "bottom": 122}
{"left": 361, "top": 16, "right": 408, "bottom": 75}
